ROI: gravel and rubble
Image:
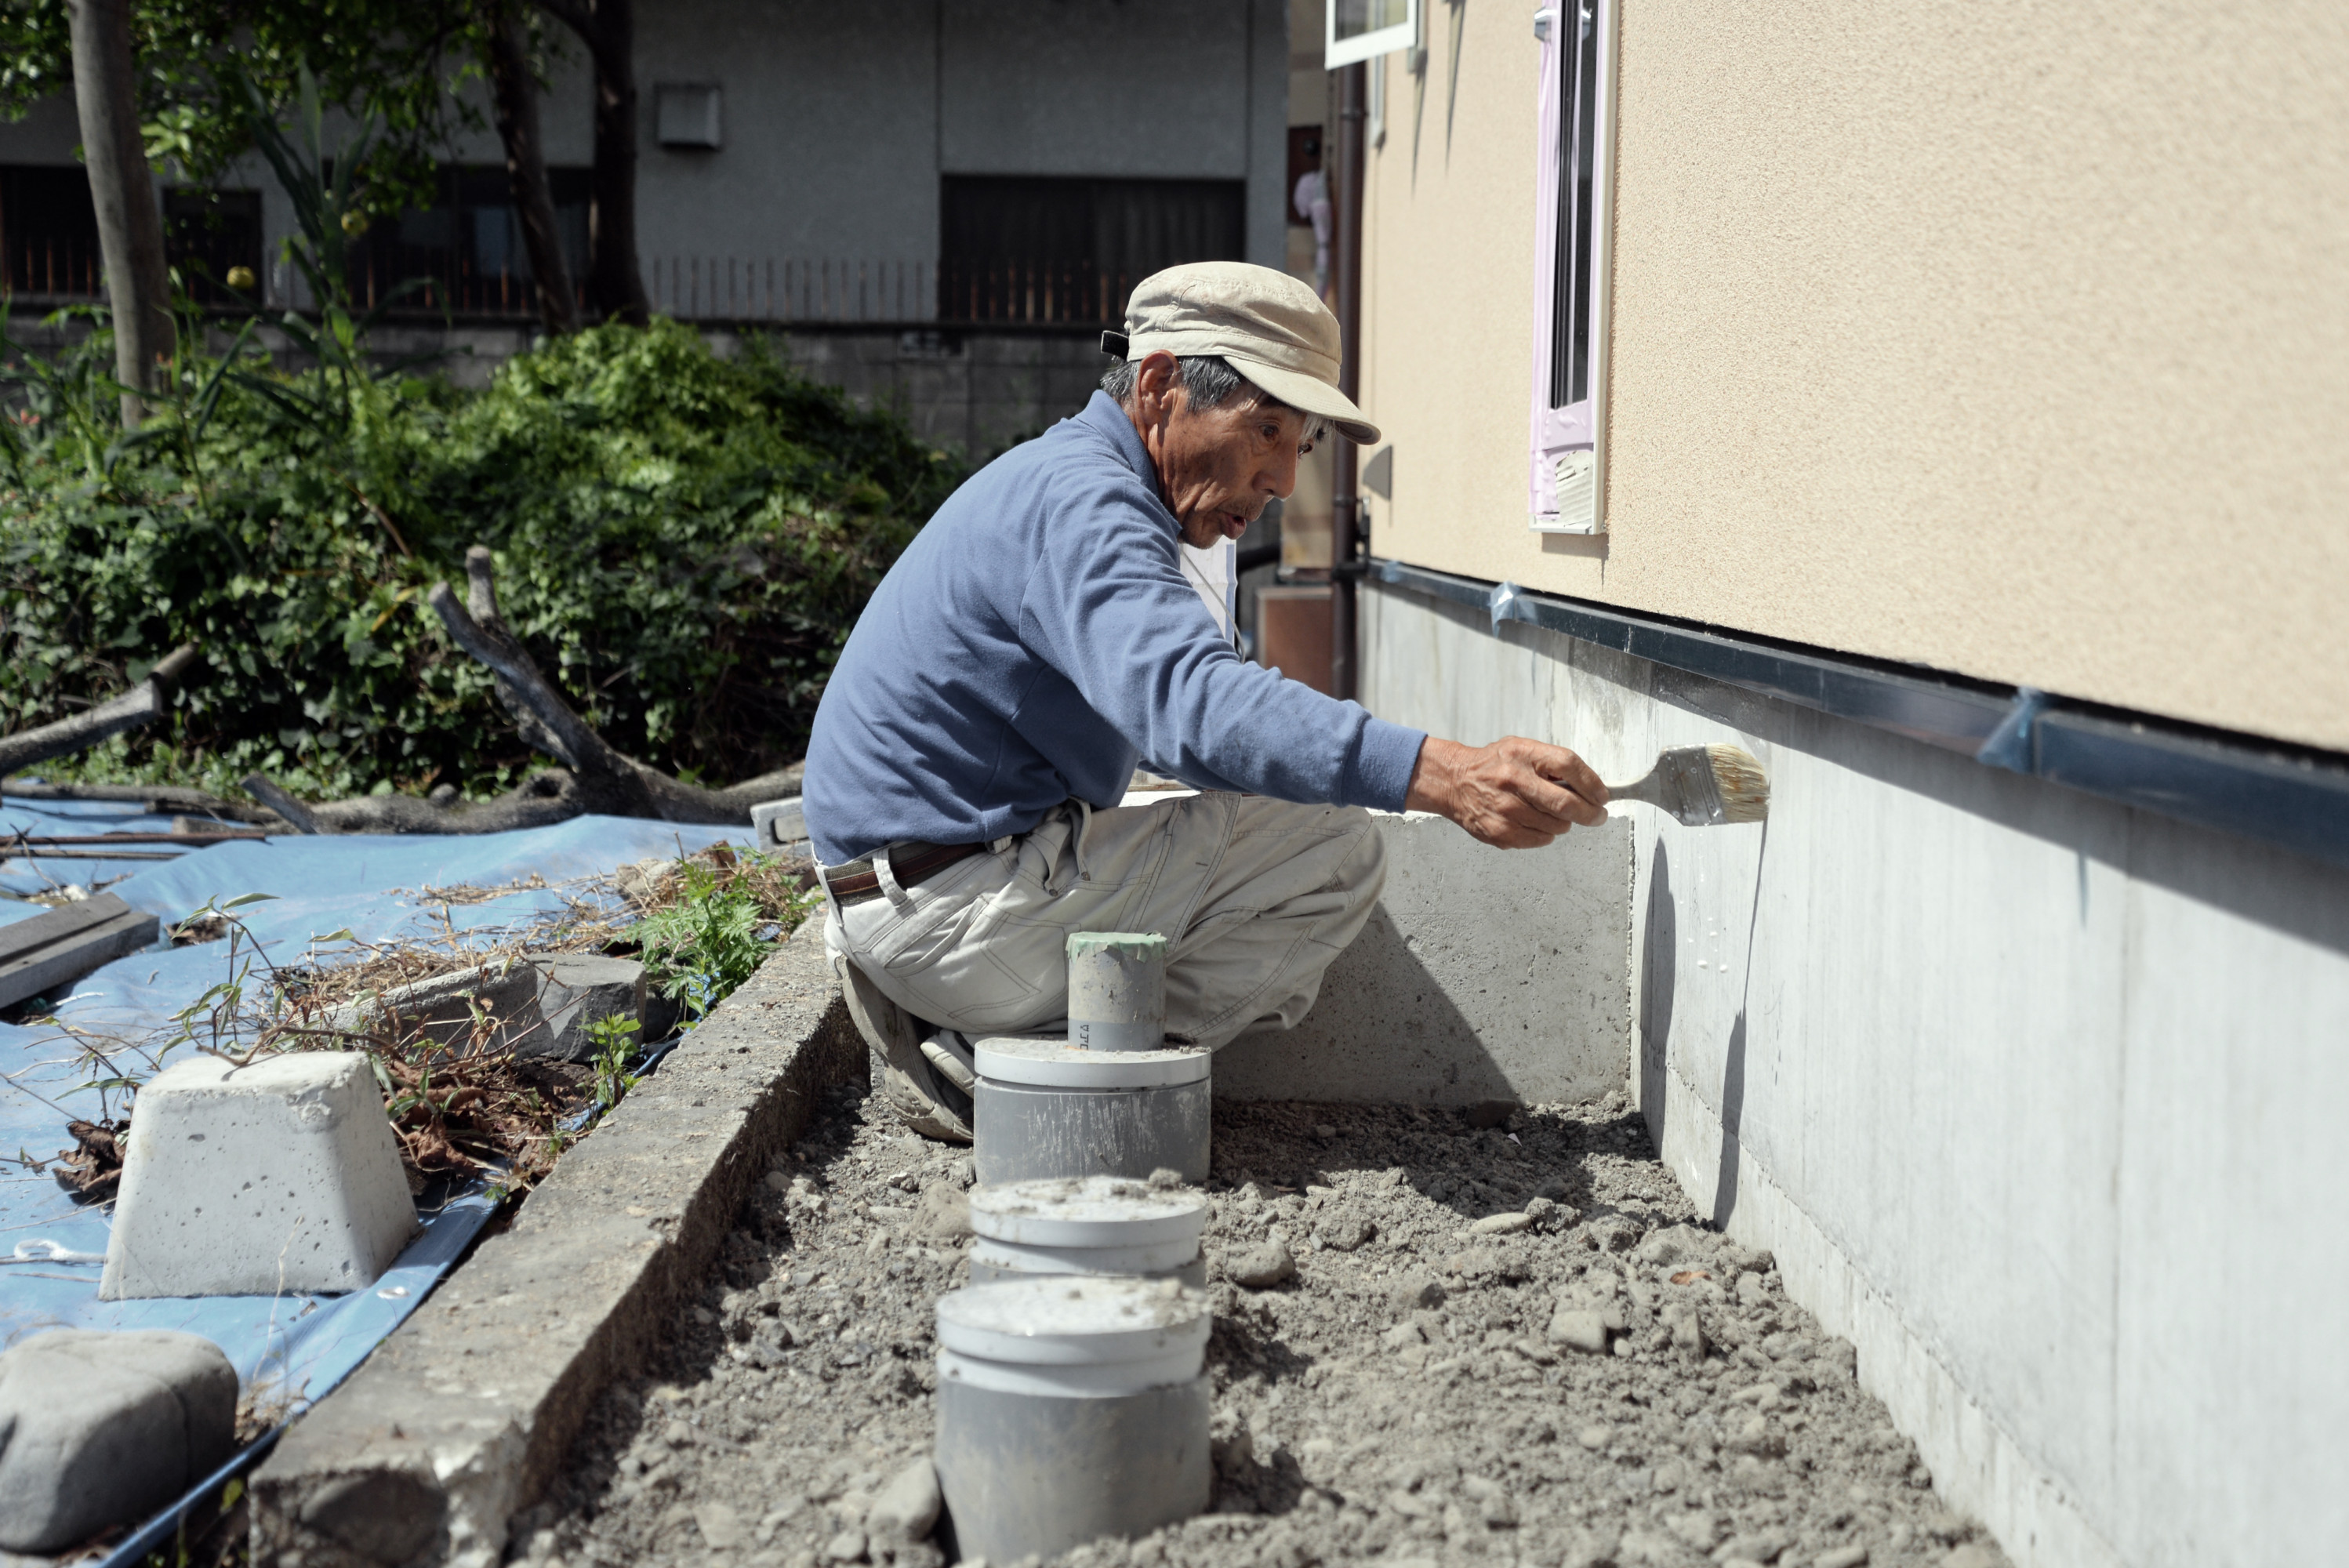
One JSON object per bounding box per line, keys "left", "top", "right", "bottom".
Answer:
{"left": 527, "top": 1084, "right": 2012, "bottom": 1568}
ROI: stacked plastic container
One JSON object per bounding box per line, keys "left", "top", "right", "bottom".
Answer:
{"left": 971, "top": 931, "right": 1211, "bottom": 1185}
{"left": 933, "top": 1276, "right": 1213, "bottom": 1562}
{"left": 934, "top": 931, "right": 1217, "bottom": 1561}
{"left": 968, "top": 1176, "right": 1210, "bottom": 1288}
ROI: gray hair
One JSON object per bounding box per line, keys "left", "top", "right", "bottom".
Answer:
{"left": 1101, "top": 354, "right": 1327, "bottom": 441}
{"left": 1100, "top": 353, "right": 1247, "bottom": 408}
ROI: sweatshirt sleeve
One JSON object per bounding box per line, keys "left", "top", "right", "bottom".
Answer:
{"left": 1018, "top": 466, "right": 1426, "bottom": 811}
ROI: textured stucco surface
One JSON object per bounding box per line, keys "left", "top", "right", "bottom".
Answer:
{"left": 1358, "top": 2, "right": 2349, "bottom": 753}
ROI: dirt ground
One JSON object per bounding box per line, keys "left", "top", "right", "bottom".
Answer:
{"left": 525, "top": 1085, "right": 2013, "bottom": 1568}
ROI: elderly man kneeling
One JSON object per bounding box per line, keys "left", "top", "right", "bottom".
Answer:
{"left": 801, "top": 262, "right": 1607, "bottom": 1141}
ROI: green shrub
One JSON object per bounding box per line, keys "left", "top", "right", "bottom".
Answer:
{"left": 0, "top": 314, "right": 960, "bottom": 800}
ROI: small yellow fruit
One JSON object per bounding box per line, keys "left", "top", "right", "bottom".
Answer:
{"left": 224, "top": 265, "right": 256, "bottom": 291}
{"left": 339, "top": 210, "right": 369, "bottom": 236}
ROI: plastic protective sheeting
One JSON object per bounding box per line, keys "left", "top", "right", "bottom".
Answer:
{"left": 0, "top": 795, "right": 752, "bottom": 1565}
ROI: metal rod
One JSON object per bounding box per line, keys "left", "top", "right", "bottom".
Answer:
{"left": 1, "top": 848, "right": 183, "bottom": 861}
{"left": 1331, "top": 60, "right": 1368, "bottom": 703}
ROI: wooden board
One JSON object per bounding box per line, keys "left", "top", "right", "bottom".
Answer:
{"left": 0, "top": 893, "right": 162, "bottom": 1010}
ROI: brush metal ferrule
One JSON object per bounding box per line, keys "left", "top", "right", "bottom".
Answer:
{"left": 1656, "top": 746, "right": 1727, "bottom": 826}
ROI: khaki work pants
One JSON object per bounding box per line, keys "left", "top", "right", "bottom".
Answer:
{"left": 822, "top": 793, "right": 1385, "bottom": 1051}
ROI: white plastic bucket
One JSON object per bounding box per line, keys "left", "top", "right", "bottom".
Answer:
{"left": 934, "top": 1277, "right": 1212, "bottom": 1562}
{"left": 968, "top": 1175, "right": 1209, "bottom": 1287}
{"left": 971, "top": 1036, "right": 1212, "bottom": 1186}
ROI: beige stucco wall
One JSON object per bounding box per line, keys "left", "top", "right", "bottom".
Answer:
{"left": 1359, "top": 1, "right": 2349, "bottom": 753}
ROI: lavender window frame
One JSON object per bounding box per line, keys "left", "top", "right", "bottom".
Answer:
{"left": 1527, "top": 0, "right": 1619, "bottom": 535}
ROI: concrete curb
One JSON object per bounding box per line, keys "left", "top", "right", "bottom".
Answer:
{"left": 249, "top": 930, "right": 861, "bottom": 1568}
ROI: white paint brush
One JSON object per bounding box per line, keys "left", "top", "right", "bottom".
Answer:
{"left": 1605, "top": 744, "right": 1770, "bottom": 826}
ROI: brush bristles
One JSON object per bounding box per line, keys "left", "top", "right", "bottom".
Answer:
{"left": 1705, "top": 743, "right": 1770, "bottom": 823}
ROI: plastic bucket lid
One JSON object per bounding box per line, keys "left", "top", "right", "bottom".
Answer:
{"left": 971, "top": 1235, "right": 1203, "bottom": 1275}
{"left": 935, "top": 1277, "right": 1211, "bottom": 1368}
{"left": 970, "top": 1176, "right": 1207, "bottom": 1250}
{"left": 935, "top": 1344, "right": 1204, "bottom": 1398}
{"left": 974, "top": 1035, "right": 1211, "bottom": 1089}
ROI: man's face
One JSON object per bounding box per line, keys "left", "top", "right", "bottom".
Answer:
{"left": 1126, "top": 353, "right": 1320, "bottom": 550}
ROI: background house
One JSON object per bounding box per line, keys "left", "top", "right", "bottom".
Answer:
{"left": 1341, "top": 5, "right": 2347, "bottom": 1567}
{"left": 0, "top": 0, "right": 1296, "bottom": 456}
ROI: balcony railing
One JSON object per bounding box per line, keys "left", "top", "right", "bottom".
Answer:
{"left": 4, "top": 237, "right": 104, "bottom": 304}
{"left": 6, "top": 242, "right": 1142, "bottom": 332}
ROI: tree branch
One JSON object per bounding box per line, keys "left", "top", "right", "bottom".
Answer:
{"left": 428, "top": 546, "right": 804, "bottom": 826}
{"left": 528, "top": 0, "right": 628, "bottom": 82}
{"left": 239, "top": 772, "right": 320, "bottom": 834}
{"left": 0, "top": 779, "right": 273, "bottom": 824}
{"left": 427, "top": 546, "right": 660, "bottom": 816}
{"left": 227, "top": 550, "right": 801, "bottom": 837}
{"left": 242, "top": 768, "right": 588, "bottom": 836}
{"left": 0, "top": 644, "right": 201, "bottom": 777}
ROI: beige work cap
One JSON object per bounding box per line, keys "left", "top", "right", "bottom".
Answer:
{"left": 1114, "top": 260, "right": 1380, "bottom": 445}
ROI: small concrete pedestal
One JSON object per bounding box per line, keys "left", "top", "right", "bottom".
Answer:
{"left": 100, "top": 1051, "right": 418, "bottom": 1300}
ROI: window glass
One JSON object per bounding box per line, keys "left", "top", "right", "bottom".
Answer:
{"left": 1552, "top": 1, "right": 1600, "bottom": 410}
{"left": 1327, "top": 0, "right": 1417, "bottom": 67}
{"left": 1332, "top": 0, "right": 1410, "bottom": 45}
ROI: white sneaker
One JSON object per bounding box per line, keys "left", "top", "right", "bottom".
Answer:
{"left": 918, "top": 1029, "right": 978, "bottom": 1094}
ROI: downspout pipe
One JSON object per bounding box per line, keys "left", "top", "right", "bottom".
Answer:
{"left": 1330, "top": 60, "right": 1368, "bottom": 702}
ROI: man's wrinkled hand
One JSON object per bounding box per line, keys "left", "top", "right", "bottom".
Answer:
{"left": 1403, "top": 735, "right": 1609, "bottom": 849}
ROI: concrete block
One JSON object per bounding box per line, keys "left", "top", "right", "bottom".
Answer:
{"left": 0, "top": 1328, "right": 238, "bottom": 1552}
{"left": 0, "top": 892, "right": 159, "bottom": 1009}
{"left": 1217, "top": 811, "right": 1633, "bottom": 1107}
{"left": 100, "top": 1052, "right": 417, "bottom": 1300}
{"left": 532, "top": 954, "right": 677, "bottom": 1058}
{"left": 329, "top": 954, "right": 680, "bottom": 1060}
{"left": 750, "top": 797, "right": 807, "bottom": 852}
{"left": 324, "top": 960, "right": 530, "bottom": 1053}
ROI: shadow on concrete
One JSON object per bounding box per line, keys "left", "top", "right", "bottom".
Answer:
{"left": 1708, "top": 1011, "right": 1746, "bottom": 1230}
{"left": 1218, "top": 901, "right": 1512, "bottom": 1104}
{"left": 1639, "top": 838, "right": 1677, "bottom": 1126}
{"left": 1708, "top": 820, "right": 1770, "bottom": 1231}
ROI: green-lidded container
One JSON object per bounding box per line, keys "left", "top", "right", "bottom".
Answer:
{"left": 1066, "top": 931, "right": 1168, "bottom": 1052}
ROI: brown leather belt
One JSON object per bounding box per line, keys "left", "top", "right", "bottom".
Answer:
{"left": 821, "top": 840, "right": 986, "bottom": 907}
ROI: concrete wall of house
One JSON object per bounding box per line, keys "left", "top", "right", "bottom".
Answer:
{"left": 1358, "top": 579, "right": 2349, "bottom": 1568}
{"left": 1354, "top": 1, "right": 2349, "bottom": 754}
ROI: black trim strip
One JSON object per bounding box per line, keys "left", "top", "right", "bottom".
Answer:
{"left": 1367, "top": 557, "right": 2349, "bottom": 870}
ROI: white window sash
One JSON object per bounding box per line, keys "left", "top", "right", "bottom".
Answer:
{"left": 1327, "top": 0, "right": 1420, "bottom": 68}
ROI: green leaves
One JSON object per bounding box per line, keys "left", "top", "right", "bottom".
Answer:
{"left": 1, "top": 316, "right": 964, "bottom": 800}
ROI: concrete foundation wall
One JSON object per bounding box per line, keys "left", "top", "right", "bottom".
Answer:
{"left": 1218, "top": 809, "right": 1632, "bottom": 1107}
{"left": 1356, "top": 581, "right": 2349, "bottom": 1568}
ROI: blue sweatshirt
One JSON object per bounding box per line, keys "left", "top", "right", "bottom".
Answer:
{"left": 801, "top": 391, "right": 1428, "bottom": 866}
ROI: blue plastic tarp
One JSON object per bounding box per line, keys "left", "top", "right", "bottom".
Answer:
{"left": 0, "top": 796, "right": 751, "bottom": 1564}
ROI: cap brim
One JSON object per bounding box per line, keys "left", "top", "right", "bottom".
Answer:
{"left": 1225, "top": 355, "right": 1381, "bottom": 446}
